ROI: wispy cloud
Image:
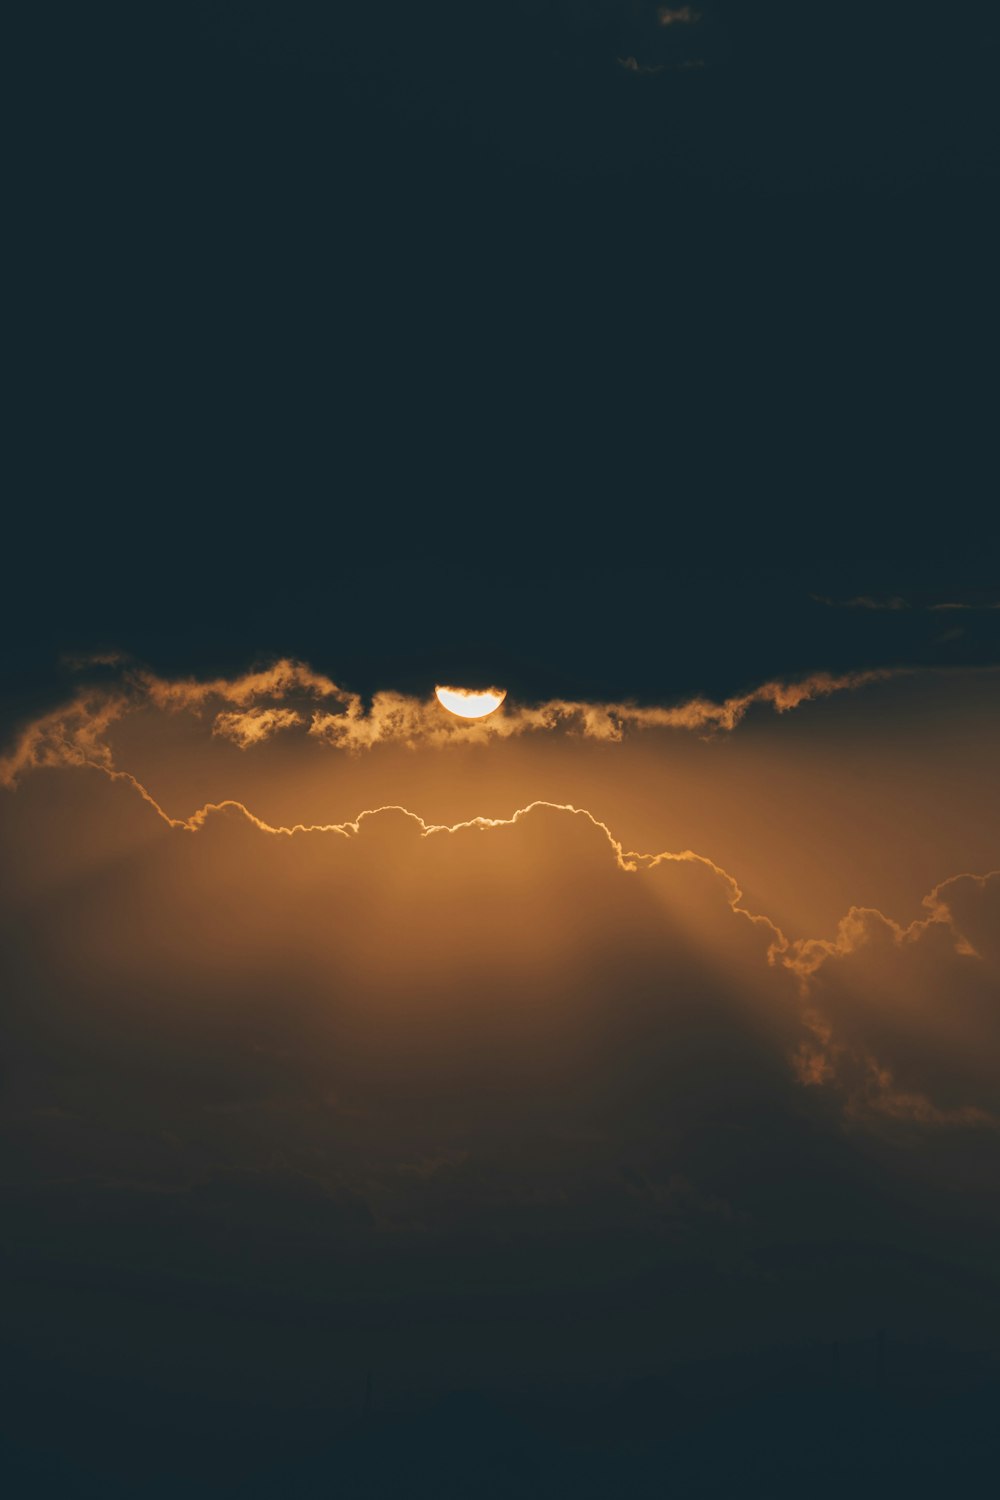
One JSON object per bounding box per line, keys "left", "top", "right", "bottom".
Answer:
{"left": 815, "top": 594, "right": 1000, "bottom": 613}
{"left": 658, "top": 5, "right": 701, "bottom": 24}
{"left": 212, "top": 708, "right": 305, "bottom": 749}
{"left": 617, "top": 56, "right": 664, "bottom": 75}
{"left": 785, "top": 869, "right": 1000, "bottom": 1128}
{"left": 0, "top": 660, "right": 891, "bottom": 784}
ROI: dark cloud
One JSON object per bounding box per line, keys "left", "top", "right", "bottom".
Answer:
{"left": 818, "top": 595, "right": 1000, "bottom": 614}
{"left": 4, "top": 766, "right": 997, "bottom": 1217}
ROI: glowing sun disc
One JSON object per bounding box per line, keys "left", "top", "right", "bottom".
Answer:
{"left": 434, "top": 685, "right": 507, "bottom": 719}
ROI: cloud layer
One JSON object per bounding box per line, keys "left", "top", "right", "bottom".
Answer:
{"left": 0, "top": 657, "right": 891, "bottom": 786}
{"left": 4, "top": 748, "right": 996, "bottom": 1136}
{"left": 1, "top": 657, "right": 996, "bottom": 1141}
{"left": 3, "top": 654, "right": 999, "bottom": 1430}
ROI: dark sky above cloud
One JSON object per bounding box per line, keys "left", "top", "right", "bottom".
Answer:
{"left": 11, "top": 3, "right": 999, "bottom": 723}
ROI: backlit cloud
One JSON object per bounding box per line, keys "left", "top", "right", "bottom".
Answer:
{"left": 2, "top": 654, "right": 997, "bottom": 1152}
{"left": 0, "top": 659, "right": 892, "bottom": 784}
{"left": 786, "top": 871, "right": 1000, "bottom": 1127}
{"left": 4, "top": 731, "right": 996, "bottom": 1139}
{"left": 3, "top": 656, "right": 999, "bottom": 1414}
{"left": 212, "top": 707, "right": 305, "bottom": 748}
{"left": 658, "top": 5, "right": 700, "bottom": 24}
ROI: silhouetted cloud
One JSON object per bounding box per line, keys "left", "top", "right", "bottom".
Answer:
{"left": 787, "top": 871, "right": 1000, "bottom": 1126}
{"left": 618, "top": 55, "right": 665, "bottom": 74}
{"left": 658, "top": 5, "right": 701, "bottom": 24}
{"left": 5, "top": 724, "right": 997, "bottom": 1140}
{"left": 815, "top": 595, "right": 911, "bottom": 611}
{"left": 929, "top": 601, "right": 1000, "bottom": 612}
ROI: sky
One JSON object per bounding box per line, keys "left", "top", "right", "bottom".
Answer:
{"left": 4, "top": 5, "right": 1000, "bottom": 1496}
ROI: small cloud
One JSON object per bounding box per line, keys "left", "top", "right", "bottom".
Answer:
{"left": 785, "top": 870, "right": 1000, "bottom": 1127}
{"left": 658, "top": 5, "right": 701, "bottom": 25}
{"left": 928, "top": 601, "right": 1000, "bottom": 613}
{"left": 815, "top": 594, "right": 1000, "bottom": 614}
{"left": 61, "top": 650, "right": 131, "bottom": 669}
{"left": 213, "top": 708, "right": 305, "bottom": 749}
{"left": 813, "top": 595, "right": 910, "bottom": 611}
{"left": 618, "top": 56, "right": 664, "bottom": 75}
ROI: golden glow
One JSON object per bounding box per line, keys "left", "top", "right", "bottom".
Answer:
{"left": 6, "top": 656, "right": 1000, "bottom": 1137}
{"left": 434, "top": 685, "right": 506, "bottom": 720}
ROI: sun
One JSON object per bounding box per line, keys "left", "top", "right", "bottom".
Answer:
{"left": 434, "top": 685, "right": 507, "bottom": 719}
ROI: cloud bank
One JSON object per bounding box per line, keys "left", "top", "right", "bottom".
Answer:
{"left": 4, "top": 751, "right": 996, "bottom": 1137}
{"left": 0, "top": 657, "right": 891, "bottom": 786}
{"left": 2, "top": 656, "right": 999, "bottom": 1423}
{"left": 1, "top": 656, "right": 995, "bottom": 1141}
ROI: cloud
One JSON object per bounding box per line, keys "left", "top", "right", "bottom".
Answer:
{"left": 4, "top": 721, "right": 1000, "bottom": 1403}
{"left": 8, "top": 718, "right": 998, "bottom": 1144}
{"left": 0, "top": 660, "right": 353, "bottom": 787}
{"left": 0, "top": 784, "right": 801, "bottom": 1202}
{"left": 617, "top": 56, "right": 665, "bottom": 74}
{"left": 85, "top": 778, "right": 1000, "bottom": 1137}
{"left": 136, "top": 659, "right": 353, "bottom": 712}
{"left": 785, "top": 871, "right": 1000, "bottom": 1127}
{"left": 815, "top": 595, "right": 911, "bottom": 611}
{"left": 212, "top": 707, "right": 305, "bottom": 748}
{"left": 815, "top": 594, "right": 1000, "bottom": 613}
{"left": 306, "top": 668, "right": 890, "bottom": 749}
{"left": 928, "top": 601, "right": 1000, "bottom": 613}
{"left": 0, "top": 658, "right": 893, "bottom": 784}
{"left": 3, "top": 653, "right": 997, "bottom": 1147}
{"left": 0, "top": 689, "right": 131, "bottom": 787}
{"left": 658, "top": 5, "right": 700, "bottom": 24}
{"left": 61, "top": 649, "right": 132, "bottom": 669}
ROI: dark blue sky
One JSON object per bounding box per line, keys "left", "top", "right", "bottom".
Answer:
{"left": 7, "top": 2, "right": 999, "bottom": 709}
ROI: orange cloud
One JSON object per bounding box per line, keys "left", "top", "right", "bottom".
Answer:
{"left": 135, "top": 659, "right": 354, "bottom": 712}
{"left": 0, "top": 689, "right": 130, "bottom": 787}
{"left": 5, "top": 712, "right": 999, "bottom": 1147}
{"left": 97, "top": 771, "right": 996, "bottom": 1135}
{"left": 305, "top": 668, "right": 891, "bottom": 750}
{"left": 617, "top": 56, "right": 664, "bottom": 74}
{"left": 815, "top": 594, "right": 1000, "bottom": 612}
{"left": 0, "top": 661, "right": 355, "bottom": 787}
{"left": 212, "top": 708, "right": 305, "bottom": 749}
{"left": 0, "top": 660, "right": 892, "bottom": 784}
{"left": 6, "top": 656, "right": 997, "bottom": 1137}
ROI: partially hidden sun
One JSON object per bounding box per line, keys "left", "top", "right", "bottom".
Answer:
{"left": 434, "top": 685, "right": 507, "bottom": 719}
